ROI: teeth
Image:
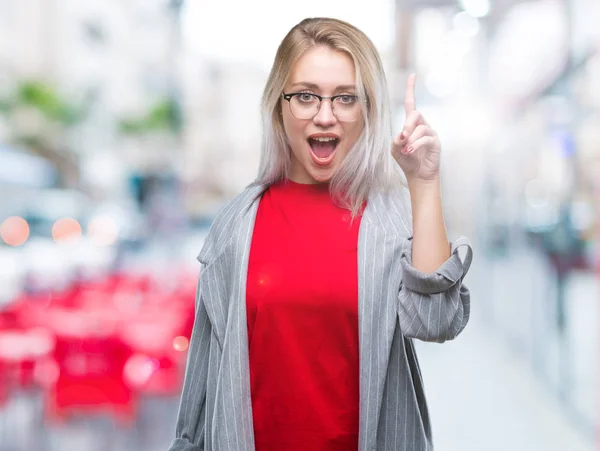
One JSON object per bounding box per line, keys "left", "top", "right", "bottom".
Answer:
{"left": 311, "top": 137, "right": 337, "bottom": 142}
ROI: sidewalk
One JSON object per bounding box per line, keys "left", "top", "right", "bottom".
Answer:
{"left": 416, "top": 309, "right": 594, "bottom": 451}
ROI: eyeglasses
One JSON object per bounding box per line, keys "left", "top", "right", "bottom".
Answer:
{"left": 282, "top": 92, "right": 363, "bottom": 122}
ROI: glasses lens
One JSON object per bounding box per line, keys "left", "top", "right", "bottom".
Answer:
{"left": 289, "top": 94, "right": 319, "bottom": 120}
{"left": 333, "top": 97, "right": 360, "bottom": 122}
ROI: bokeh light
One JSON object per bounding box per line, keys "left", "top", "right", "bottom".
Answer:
{"left": 0, "top": 216, "right": 30, "bottom": 246}
{"left": 87, "top": 215, "right": 119, "bottom": 246}
{"left": 124, "top": 354, "right": 159, "bottom": 387}
{"left": 52, "top": 217, "right": 82, "bottom": 243}
{"left": 173, "top": 336, "right": 189, "bottom": 352}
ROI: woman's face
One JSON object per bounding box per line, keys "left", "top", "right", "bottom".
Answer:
{"left": 281, "top": 46, "right": 365, "bottom": 184}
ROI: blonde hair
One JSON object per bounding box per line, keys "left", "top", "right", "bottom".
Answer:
{"left": 254, "top": 17, "right": 404, "bottom": 218}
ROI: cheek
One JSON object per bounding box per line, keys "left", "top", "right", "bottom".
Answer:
{"left": 344, "top": 123, "right": 364, "bottom": 148}
{"left": 282, "top": 117, "right": 305, "bottom": 146}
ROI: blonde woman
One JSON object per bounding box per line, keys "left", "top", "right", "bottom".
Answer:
{"left": 169, "top": 17, "right": 473, "bottom": 451}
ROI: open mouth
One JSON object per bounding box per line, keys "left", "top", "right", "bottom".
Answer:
{"left": 308, "top": 137, "right": 339, "bottom": 165}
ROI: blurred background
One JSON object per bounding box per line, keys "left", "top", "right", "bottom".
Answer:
{"left": 0, "top": 0, "right": 598, "bottom": 450}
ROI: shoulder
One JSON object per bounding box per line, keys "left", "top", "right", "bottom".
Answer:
{"left": 364, "top": 185, "right": 413, "bottom": 237}
{"left": 197, "top": 182, "right": 266, "bottom": 264}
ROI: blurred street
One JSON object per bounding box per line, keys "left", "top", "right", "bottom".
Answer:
{"left": 419, "top": 317, "right": 593, "bottom": 451}
{"left": 418, "top": 260, "right": 596, "bottom": 451}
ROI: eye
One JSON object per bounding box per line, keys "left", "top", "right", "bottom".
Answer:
{"left": 336, "top": 95, "right": 358, "bottom": 104}
{"left": 297, "top": 93, "right": 317, "bottom": 103}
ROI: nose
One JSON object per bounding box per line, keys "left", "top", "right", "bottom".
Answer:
{"left": 313, "top": 99, "right": 337, "bottom": 127}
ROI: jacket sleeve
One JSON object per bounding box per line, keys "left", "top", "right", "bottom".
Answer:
{"left": 397, "top": 236, "right": 473, "bottom": 343}
{"left": 168, "top": 268, "right": 211, "bottom": 451}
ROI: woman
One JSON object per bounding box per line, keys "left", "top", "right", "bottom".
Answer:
{"left": 169, "top": 17, "right": 472, "bottom": 451}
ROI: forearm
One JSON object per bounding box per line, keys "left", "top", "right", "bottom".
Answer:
{"left": 407, "top": 177, "right": 450, "bottom": 273}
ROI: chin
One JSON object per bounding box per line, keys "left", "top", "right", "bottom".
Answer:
{"left": 308, "top": 168, "right": 335, "bottom": 184}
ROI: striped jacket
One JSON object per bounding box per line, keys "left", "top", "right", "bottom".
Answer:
{"left": 169, "top": 182, "right": 473, "bottom": 451}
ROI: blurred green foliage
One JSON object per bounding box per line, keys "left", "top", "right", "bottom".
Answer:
{"left": 119, "top": 97, "right": 182, "bottom": 135}
{"left": 18, "top": 81, "right": 84, "bottom": 125}
{"left": 0, "top": 80, "right": 86, "bottom": 126}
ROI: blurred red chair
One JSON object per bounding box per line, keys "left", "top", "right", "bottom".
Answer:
{"left": 0, "top": 325, "right": 55, "bottom": 390}
{"left": 44, "top": 308, "right": 136, "bottom": 425}
{"left": 120, "top": 308, "right": 188, "bottom": 396}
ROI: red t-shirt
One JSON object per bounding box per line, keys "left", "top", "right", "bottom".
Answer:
{"left": 246, "top": 179, "right": 362, "bottom": 451}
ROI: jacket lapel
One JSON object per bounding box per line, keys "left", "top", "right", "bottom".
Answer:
{"left": 199, "top": 184, "right": 264, "bottom": 451}
{"left": 358, "top": 191, "right": 406, "bottom": 451}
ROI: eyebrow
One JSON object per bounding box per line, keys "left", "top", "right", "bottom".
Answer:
{"left": 290, "top": 82, "right": 356, "bottom": 91}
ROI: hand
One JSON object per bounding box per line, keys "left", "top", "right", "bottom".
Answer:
{"left": 392, "top": 73, "right": 441, "bottom": 183}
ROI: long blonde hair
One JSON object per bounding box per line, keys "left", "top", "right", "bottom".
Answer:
{"left": 254, "top": 17, "right": 403, "bottom": 218}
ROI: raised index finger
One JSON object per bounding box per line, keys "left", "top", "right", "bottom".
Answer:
{"left": 404, "top": 73, "right": 416, "bottom": 116}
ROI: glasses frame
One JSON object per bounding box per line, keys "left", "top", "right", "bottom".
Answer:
{"left": 281, "top": 92, "right": 365, "bottom": 122}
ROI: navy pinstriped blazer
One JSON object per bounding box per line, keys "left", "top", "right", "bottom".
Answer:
{"left": 169, "top": 182, "right": 473, "bottom": 451}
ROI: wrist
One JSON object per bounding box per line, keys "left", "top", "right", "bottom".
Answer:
{"left": 407, "top": 176, "right": 441, "bottom": 197}
{"left": 408, "top": 176, "right": 444, "bottom": 222}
